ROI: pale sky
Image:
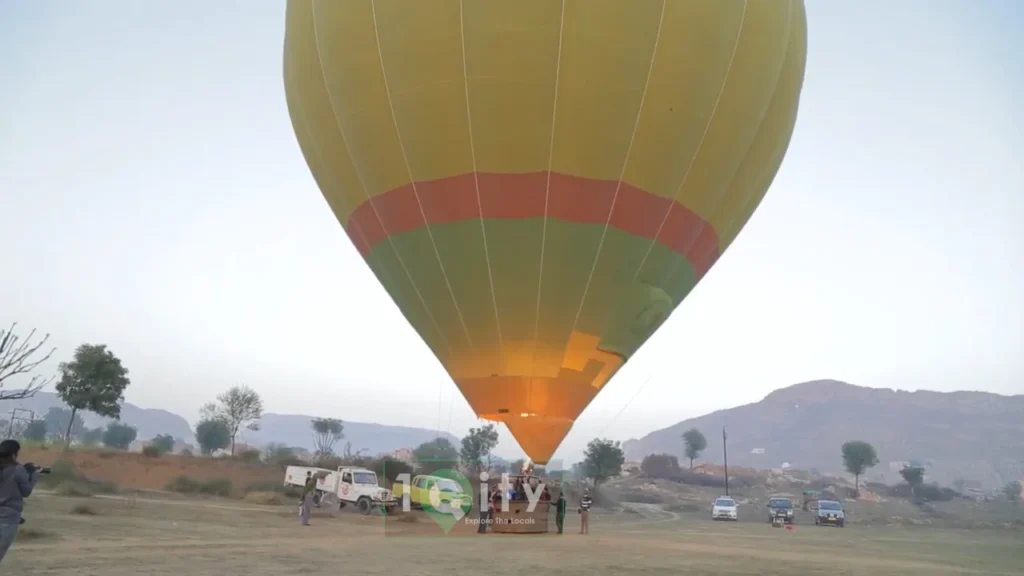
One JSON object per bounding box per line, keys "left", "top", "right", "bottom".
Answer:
{"left": 2, "top": 0, "right": 1021, "bottom": 462}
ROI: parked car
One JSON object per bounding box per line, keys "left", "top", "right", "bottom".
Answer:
{"left": 711, "top": 496, "right": 738, "bottom": 521}
{"left": 392, "top": 474, "right": 473, "bottom": 516}
{"left": 766, "top": 495, "right": 795, "bottom": 524}
{"left": 814, "top": 499, "right": 846, "bottom": 527}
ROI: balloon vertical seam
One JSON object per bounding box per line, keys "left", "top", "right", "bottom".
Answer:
{"left": 528, "top": 0, "right": 567, "bottom": 411}
{"left": 459, "top": 0, "right": 506, "bottom": 367}
{"left": 569, "top": 0, "right": 668, "bottom": 335}
{"left": 370, "top": 0, "right": 475, "bottom": 349}
{"left": 633, "top": 0, "right": 749, "bottom": 282}
{"left": 308, "top": 0, "right": 453, "bottom": 357}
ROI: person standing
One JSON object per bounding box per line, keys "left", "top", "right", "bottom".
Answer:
{"left": 0, "top": 440, "right": 41, "bottom": 565}
{"left": 478, "top": 485, "right": 496, "bottom": 534}
{"left": 555, "top": 490, "right": 567, "bottom": 534}
{"left": 300, "top": 471, "right": 316, "bottom": 526}
{"left": 579, "top": 489, "right": 593, "bottom": 535}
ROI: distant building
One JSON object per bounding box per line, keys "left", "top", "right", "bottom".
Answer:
{"left": 392, "top": 448, "right": 414, "bottom": 462}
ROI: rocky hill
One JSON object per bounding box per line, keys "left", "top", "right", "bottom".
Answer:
{"left": 622, "top": 380, "right": 1024, "bottom": 490}
{"left": 2, "top": 392, "right": 458, "bottom": 456}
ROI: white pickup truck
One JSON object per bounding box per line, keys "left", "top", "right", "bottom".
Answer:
{"left": 284, "top": 465, "right": 398, "bottom": 514}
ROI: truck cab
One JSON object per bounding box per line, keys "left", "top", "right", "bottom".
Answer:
{"left": 284, "top": 465, "right": 397, "bottom": 514}
{"left": 334, "top": 467, "right": 397, "bottom": 514}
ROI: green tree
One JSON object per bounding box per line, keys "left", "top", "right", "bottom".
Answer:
{"left": 459, "top": 423, "right": 499, "bottom": 474}
{"left": 582, "top": 438, "right": 625, "bottom": 486}
{"left": 195, "top": 419, "right": 231, "bottom": 455}
{"left": 43, "top": 407, "right": 85, "bottom": 442}
{"left": 682, "top": 428, "right": 707, "bottom": 469}
{"left": 841, "top": 440, "right": 879, "bottom": 495}
{"left": 23, "top": 420, "right": 47, "bottom": 442}
{"left": 200, "top": 385, "right": 263, "bottom": 456}
{"left": 56, "top": 343, "right": 131, "bottom": 446}
{"left": 413, "top": 437, "right": 459, "bottom": 473}
{"left": 641, "top": 453, "right": 681, "bottom": 479}
{"left": 1003, "top": 481, "right": 1021, "bottom": 503}
{"left": 311, "top": 417, "right": 344, "bottom": 461}
{"left": 102, "top": 422, "right": 137, "bottom": 450}
{"left": 81, "top": 427, "right": 104, "bottom": 447}
{"left": 0, "top": 322, "right": 56, "bottom": 401}
{"left": 263, "top": 443, "right": 301, "bottom": 469}
{"left": 899, "top": 466, "right": 925, "bottom": 497}
{"left": 151, "top": 434, "right": 175, "bottom": 454}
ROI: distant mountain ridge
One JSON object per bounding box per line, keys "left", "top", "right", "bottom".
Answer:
{"left": 2, "top": 392, "right": 458, "bottom": 456}
{"left": 622, "top": 380, "right": 1024, "bottom": 490}
{"left": 238, "top": 413, "right": 459, "bottom": 456}
{"left": 3, "top": 391, "right": 195, "bottom": 442}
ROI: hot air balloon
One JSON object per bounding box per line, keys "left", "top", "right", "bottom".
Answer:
{"left": 283, "top": 0, "right": 807, "bottom": 464}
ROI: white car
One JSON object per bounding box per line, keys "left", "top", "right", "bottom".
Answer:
{"left": 711, "top": 496, "right": 738, "bottom": 521}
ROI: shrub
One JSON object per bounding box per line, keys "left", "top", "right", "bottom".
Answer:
{"left": 914, "top": 483, "right": 957, "bottom": 503}
{"left": 142, "top": 445, "right": 163, "bottom": 458}
{"left": 16, "top": 528, "right": 52, "bottom": 541}
{"left": 617, "top": 489, "right": 663, "bottom": 504}
{"left": 641, "top": 454, "right": 681, "bottom": 479}
{"left": 42, "top": 460, "right": 118, "bottom": 494}
{"left": 236, "top": 449, "right": 261, "bottom": 463}
{"left": 69, "top": 503, "right": 97, "bottom": 515}
{"left": 244, "top": 481, "right": 301, "bottom": 499}
{"left": 664, "top": 502, "right": 701, "bottom": 513}
{"left": 199, "top": 478, "right": 232, "bottom": 497}
{"left": 263, "top": 444, "right": 303, "bottom": 469}
{"left": 244, "top": 491, "right": 284, "bottom": 505}
{"left": 166, "top": 475, "right": 201, "bottom": 493}
{"left": 55, "top": 481, "right": 94, "bottom": 497}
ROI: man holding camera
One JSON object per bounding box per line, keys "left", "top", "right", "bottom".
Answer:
{"left": 0, "top": 440, "right": 43, "bottom": 564}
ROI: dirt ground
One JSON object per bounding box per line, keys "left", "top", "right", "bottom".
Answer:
{"left": 5, "top": 492, "right": 1022, "bottom": 575}
{"left": 19, "top": 447, "right": 281, "bottom": 494}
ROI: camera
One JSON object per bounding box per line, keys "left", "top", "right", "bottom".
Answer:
{"left": 23, "top": 463, "right": 50, "bottom": 474}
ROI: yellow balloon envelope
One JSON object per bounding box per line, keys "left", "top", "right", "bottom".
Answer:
{"left": 283, "top": 0, "right": 807, "bottom": 464}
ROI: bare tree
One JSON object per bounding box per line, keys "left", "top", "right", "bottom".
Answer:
{"left": 201, "top": 385, "right": 263, "bottom": 456}
{"left": 0, "top": 323, "right": 56, "bottom": 401}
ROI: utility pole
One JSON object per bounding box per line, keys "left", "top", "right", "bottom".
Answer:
{"left": 722, "top": 426, "right": 730, "bottom": 496}
{"left": 7, "top": 408, "right": 36, "bottom": 437}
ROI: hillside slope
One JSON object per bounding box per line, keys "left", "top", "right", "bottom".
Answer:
{"left": 622, "top": 380, "right": 1024, "bottom": 490}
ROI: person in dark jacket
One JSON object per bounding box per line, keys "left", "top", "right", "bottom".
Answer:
{"left": 579, "top": 489, "right": 593, "bottom": 534}
{"left": 555, "top": 491, "right": 567, "bottom": 534}
{"left": 0, "top": 440, "right": 41, "bottom": 564}
{"left": 299, "top": 471, "right": 316, "bottom": 526}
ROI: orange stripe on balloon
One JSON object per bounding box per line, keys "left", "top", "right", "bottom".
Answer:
{"left": 347, "top": 172, "right": 720, "bottom": 276}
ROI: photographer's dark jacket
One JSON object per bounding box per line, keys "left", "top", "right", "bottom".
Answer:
{"left": 0, "top": 465, "right": 38, "bottom": 525}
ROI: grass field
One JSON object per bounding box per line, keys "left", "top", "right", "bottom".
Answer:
{"left": 4, "top": 493, "right": 1021, "bottom": 575}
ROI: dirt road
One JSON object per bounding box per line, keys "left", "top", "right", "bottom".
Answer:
{"left": 5, "top": 494, "right": 1021, "bottom": 575}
